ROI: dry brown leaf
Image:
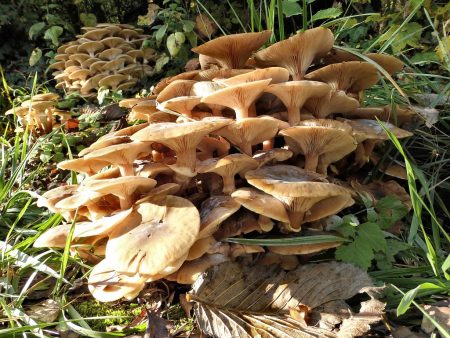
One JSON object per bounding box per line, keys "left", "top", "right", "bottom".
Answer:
{"left": 25, "top": 299, "right": 60, "bottom": 323}
{"left": 189, "top": 261, "right": 384, "bottom": 338}
{"left": 421, "top": 299, "right": 450, "bottom": 334}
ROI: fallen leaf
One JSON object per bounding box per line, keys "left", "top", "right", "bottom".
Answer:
{"left": 190, "top": 261, "right": 384, "bottom": 338}
{"left": 195, "top": 14, "right": 217, "bottom": 38}
{"left": 421, "top": 299, "right": 450, "bottom": 334}
{"left": 410, "top": 105, "right": 440, "bottom": 127}
{"left": 25, "top": 299, "right": 60, "bottom": 323}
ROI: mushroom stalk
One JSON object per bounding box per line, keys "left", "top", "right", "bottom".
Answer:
{"left": 263, "top": 139, "right": 274, "bottom": 151}
{"left": 354, "top": 143, "right": 367, "bottom": 168}
{"left": 287, "top": 105, "right": 301, "bottom": 126}
{"left": 288, "top": 210, "right": 305, "bottom": 232}
{"left": 304, "top": 154, "right": 319, "bottom": 172}
{"left": 222, "top": 175, "right": 236, "bottom": 195}
{"left": 119, "top": 164, "right": 134, "bottom": 177}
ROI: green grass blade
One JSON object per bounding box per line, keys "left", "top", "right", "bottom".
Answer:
{"left": 226, "top": 234, "right": 348, "bottom": 246}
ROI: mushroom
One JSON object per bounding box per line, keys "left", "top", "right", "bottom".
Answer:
{"left": 252, "top": 27, "right": 334, "bottom": 80}
{"left": 265, "top": 81, "right": 331, "bottom": 125}
{"left": 106, "top": 195, "right": 200, "bottom": 276}
{"left": 280, "top": 119, "right": 357, "bottom": 174}
{"left": 57, "top": 158, "right": 110, "bottom": 176}
{"left": 212, "top": 117, "right": 279, "bottom": 156}
{"left": 197, "top": 154, "right": 258, "bottom": 194}
{"left": 245, "top": 165, "right": 353, "bottom": 231}
{"left": 253, "top": 148, "right": 293, "bottom": 168}
{"left": 191, "top": 31, "right": 272, "bottom": 69}
{"left": 201, "top": 79, "right": 271, "bottom": 121}
{"left": 131, "top": 119, "right": 231, "bottom": 178}
{"left": 216, "top": 67, "right": 290, "bottom": 86}
{"left": 304, "top": 89, "right": 360, "bottom": 119}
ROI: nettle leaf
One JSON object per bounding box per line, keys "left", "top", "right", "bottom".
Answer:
{"left": 375, "top": 196, "right": 408, "bottom": 229}
{"left": 282, "top": 0, "right": 302, "bottom": 18}
{"left": 191, "top": 261, "right": 384, "bottom": 338}
{"left": 335, "top": 222, "right": 386, "bottom": 270}
{"left": 29, "top": 48, "right": 42, "bottom": 66}
{"left": 44, "top": 26, "right": 63, "bottom": 46}
{"left": 29, "top": 22, "right": 46, "bottom": 40}
{"left": 311, "top": 7, "right": 343, "bottom": 22}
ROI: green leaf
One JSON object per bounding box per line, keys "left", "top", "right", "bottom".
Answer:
{"left": 155, "top": 23, "right": 168, "bottom": 42}
{"left": 376, "top": 196, "right": 408, "bottom": 229}
{"left": 166, "top": 32, "right": 186, "bottom": 57}
{"left": 155, "top": 54, "right": 170, "bottom": 73}
{"left": 359, "top": 222, "right": 387, "bottom": 252}
{"left": 29, "top": 48, "right": 42, "bottom": 66}
{"left": 375, "top": 239, "right": 410, "bottom": 270}
{"left": 410, "top": 51, "right": 439, "bottom": 64}
{"left": 282, "top": 0, "right": 302, "bottom": 18}
{"left": 335, "top": 239, "right": 375, "bottom": 270}
{"left": 397, "top": 282, "right": 444, "bottom": 316}
{"left": 79, "top": 13, "right": 97, "bottom": 27}
{"left": 29, "top": 22, "right": 46, "bottom": 40}
{"left": 44, "top": 26, "right": 63, "bottom": 46}
{"left": 182, "top": 20, "right": 195, "bottom": 33}
{"left": 311, "top": 8, "right": 343, "bottom": 22}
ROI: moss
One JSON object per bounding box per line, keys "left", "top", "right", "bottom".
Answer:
{"left": 73, "top": 299, "right": 142, "bottom": 332}
{"left": 164, "top": 304, "right": 194, "bottom": 333}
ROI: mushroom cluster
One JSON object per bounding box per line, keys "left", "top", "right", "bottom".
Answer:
{"left": 50, "top": 23, "right": 158, "bottom": 97}
{"left": 5, "top": 93, "right": 70, "bottom": 134}
{"left": 36, "top": 27, "right": 414, "bottom": 302}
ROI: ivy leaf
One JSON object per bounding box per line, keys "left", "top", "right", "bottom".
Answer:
{"left": 29, "top": 48, "right": 42, "bottom": 66}
{"left": 311, "top": 8, "right": 343, "bottom": 22}
{"left": 29, "top": 22, "right": 46, "bottom": 40}
{"left": 282, "top": 0, "right": 302, "bottom": 18}
{"left": 44, "top": 26, "right": 63, "bottom": 46}
{"left": 335, "top": 238, "right": 375, "bottom": 270}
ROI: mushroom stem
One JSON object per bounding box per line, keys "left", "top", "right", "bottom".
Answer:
{"left": 45, "top": 108, "right": 53, "bottom": 133}
{"left": 240, "top": 143, "right": 253, "bottom": 156}
{"left": 354, "top": 143, "right": 367, "bottom": 168}
{"left": 287, "top": 105, "right": 301, "bottom": 126}
{"left": 364, "top": 140, "right": 378, "bottom": 159}
{"left": 262, "top": 139, "right": 274, "bottom": 151}
{"left": 222, "top": 175, "right": 236, "bottom": 195}
{"left": 304, "top": 154, "right": 319, "bottom": 172}
{"left": 288, "top": 210, "right": 305, "bottom": 232}
{"left": 119, "top": 197, "right": 133, "bottom": 210}
{"left": 211, "top": 107, "right": 223, "bottom": 116}
{"left": 119, "top": 164, "right": 135, "bottom": 177}
{"left": 234, "top": 107, "right": 249, "bottom": 121}
{"left": 258, "top": 215, "right": 274, "bottom": 232}
{"left": 174, "top": 149, "right": 197, "bottom": 176}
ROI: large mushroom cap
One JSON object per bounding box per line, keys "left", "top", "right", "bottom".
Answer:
{"left": 106, "top": 195, "right": 200, "bottom": 275}
{"left": 304, "top": 89, "right": 360, "bottom": 119}
{"left": 201, "top": 79, "right": 271, "bottom": 121}
{"left": 217, "top": 67, "right": 290, "bottom": 86}
{"left": 280, "top": 119, "right": 356, "bottom": 173}
{"left": 191, "top": 30, "right": 272, "bottom": 69}
{"left": 199, "top": 195, "right": 241, "bottom": 238}
{"left": 265, "top": 80, "right": 331, "bottom": 125}
{"left": 253, "top": 27, "right": 334, "bottom": 80}
{"left": 343, "top": 118, "right": 413, "bottom": 142}
{"left": 212, "top": 117, "right": 279, "bottom": 156}
{"left": 304, "top": 61, "right": 379, "bottom": 97}
{"left": 245, "top": 165, "right": 352, "bottom": 231}
{"left": 131, "top": 119, "right": 231, "bottom": 177}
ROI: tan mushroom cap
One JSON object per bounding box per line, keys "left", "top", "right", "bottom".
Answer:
{"left": 191, "top": 30, "right": 272, "bottom": 69}
{"left": 73, "top": 208, "right": 139, "bottom": 238}
{"left": 245, "top": 165, "right": 352, "bottom": 231}
{"left": 88, "top": 259, "right": 146, "bottom": 302}
{"left": 78, "top": 135, "right": 132, "bottom": 157}
{"left": 33, "top": 223, "right": 71, "bottom": 248}
{"left": 57, "top": 158, "right": 110, "bottom": 176}
{"left": 119, "top": 97, "right": 153, "bottom": 108}
{"left": 367, "top": 53, "right": 404, "bottom": 75}
{"left": 82, "top": 28, "right": 110, "bottom": 41}
{"left": 231, "top": 187, "right": 289, "bottom": 223}
{"left": 84, "top": 141, "right": 151, "bottom": 176}
{"left": 280, "top": 119, "right": 356, "bottom": 173}
{"left": 158, "top": 96, "right": 201, "bottom": 118}
{"left": 304, "top": 61, "right": 379, "bottom": 97}
{"left": 82, "top": 176, "right": 157, "bottom": 209}
{"left": 37, "top": 185, "right": 79, "bottom": 212}
{"left": 156, "top": 79, "right": 197, "bottom": 103}
{"left": 342, "top": 105, "right": 416, "bottom": 126}
{"left": 265, "top": 81, "right": 331, "bottom": 125}
{"left": 370, "top": 154, "right": 407, "bottom": 180}
{"left": 304, "top": 89, "right": 360, "bottom": 119}
{"left": 32, "top": 93, "right": 60, "bottom": 101}
{"left": 102, "top": 36, "right": 125, "bottom": 48}
{"left": 212, "top": 117, "right": 279, "bottom": 156}
{"left": 259, "top": 253, "right": 299, "bottom": 270}
{"left": 217, "top": 67, "right": 290, "bottom": 86}
{"left": 196, "top": 136, "right": 230, "bottom": 161}
{"left": 77, "top": 41, "right": 104, "bottom": 56}
{"left": 153, "top": 70, "right": 201, "bottom": 95}
{"left": 98, "top": 74, "right": 128, "bottom": 89}
{"left": 135, "top": 183, "right": 181, "bottom": 204}
{"left": 199, "top": 195, "right": 241, "bottom": 238}
{"left": 253, "top": 148, "right": 293, "bottom": 168}
{"left": 202, "top": 79, "right": 270, "bottom": 121}
{"left": 167, "top": 254, "right": 229, "bottom": 284}
{"left": 194, "top": 68, "right": 251, "bottom": 81}
{"left": 253, "top": 27, "right": 334, "bottom": 80}
{"left": 131, "top": 119, "right": 231, "bottom": 177}
{"left": 229, "top": 244, "right": 265, "bottom": 259}
{"left": 107, "top": 195, "right": 200, "bottom": 275}
{"left": 197, "top": 154, "right": 258, "bottom": 194}
{"left": 344, "top": 118, "right": 413, "bottom": 142}
{"left": 186, "top": 236, "right": 217, "bottom": 261}
{"left": 98, "top": 48, "right": 122, "bottom": 61}
{"left": 269, "top": 240, "right": 343, "bottom": 255}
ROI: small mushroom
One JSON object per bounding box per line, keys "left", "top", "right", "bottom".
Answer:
{"left": 198, "top": 195, "right": 241, "bottom": 238}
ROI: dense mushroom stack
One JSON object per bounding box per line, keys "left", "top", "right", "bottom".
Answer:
{"left": 50, "top": 23, "right": 158, "bottom": 97}
{"left": 5, "top": 93, "right": 70, "bottom": 134}
{"left": 36, "top": 27, "right": 414, "bottom": 302}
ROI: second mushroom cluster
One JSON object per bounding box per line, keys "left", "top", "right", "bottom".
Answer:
{"left": 35, "top": 27, "right": 414, "bottom": 302}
